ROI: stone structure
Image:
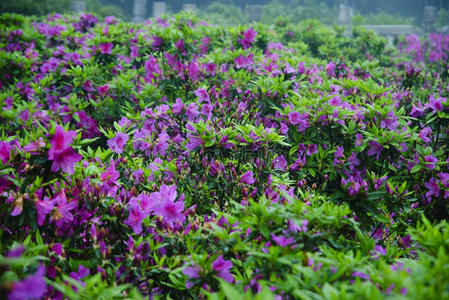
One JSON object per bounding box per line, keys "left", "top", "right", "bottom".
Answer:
{"left": 247, "top": 4, "right": 262, "bottom": 22}
{"left": 182, "top": 4, "right": 197, "bottom": 12}
{"left": 423, "top": 6, "right": 437, "bottom": 33}
{"left": 153, "top": 1, "right": 166, "bottom": 18}
{"left": 133, "top": 0, "right": 147, "bottom": 23}
{"left": 338, "top": 4, "right": 353, "bottom": 27}
{"left": 71, "top": 1, "right": 86, "bottom": 13}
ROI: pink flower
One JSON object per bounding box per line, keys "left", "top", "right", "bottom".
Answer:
{"left": 153, "top": 184, "right": 186, "bottom": 227}
{"left": 48, "top": 126, "right": 82, "bottom": 174}
{"left": 241, "top": 170, "right": 255, "bottom": 185}
{"left": 0, "top": 141, "right": 12, "bottom": 165}
{"left": 36, "top": 197, "right": 56, "bottom": 226}
{"left": 124, "top": 202, "right": 145, "bottom": 234}
{"left": 50, "top": 147, "right": 82, "bottom": 174}
{"left": 195, "top": 88, "right": 210, "bottom": 103}
{"left": 425, "top": 177, "right": 440, "bottom": 201}
{"left": 49, "top": 125, "right": 77, "bottom": 158}
{"left": 329, "top": 96, "right": 342, "bottom": 106}
{"left": 239, "top": 28, "right": 257, "bottom": 49}
{"left": 51, "top": 189, "right": 77, "bottom": 227}
{"left": 107, "top": 132, "right": 129, "bottom": 154}
{"left": 212, "top": 255, "right": 233, "bottom": 282}
{"left": 99, "top": 42, "right": 113, "bottom": 54}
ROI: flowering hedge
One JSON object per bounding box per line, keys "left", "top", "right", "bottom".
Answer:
{"left": 1, "top": 11, "right": 449, "bottom": 299}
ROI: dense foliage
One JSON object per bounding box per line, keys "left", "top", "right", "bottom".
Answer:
{"left": 1, "top": 11, "right": 449, "bottom": 299}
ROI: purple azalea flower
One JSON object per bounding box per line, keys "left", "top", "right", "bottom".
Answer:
{"left": 307, "top": 144, "right": 318, "bottom": 156}
{"left": 418, "top": 127, "right": 432, "bottom": 143}
{"left": 239, "top": 28, "right": 257, "bottom": 49}
{"left": 124, "top": 202, "right": 145, "bottom": 234}
{"left": 99, "top": 42, "right": 113, "bottom": 55}
{"left": 212, "top": 255, "right": 233, "bottom": 283}
{"left": 329, "top": 95, "right": 342, "bottom": 106}
{"left": 425, "top": 177, "right": 440, "bottom": 201}
{"left": 36, "top": 197, "right": 57, "bottom": 226}
{"left": 48, "top": 126, "right": 82, "bottom": 174}
{"left": 426, "top": 95, "right": 444, "bottom": 113}
{"left": 0, "top": 141, "right": 12, "bottom": 165}
{"left": 51, "top": 189, "right": 77, "bottom": 227}
{"left": 380, "top": 111, "right": 398, "bottom": 130}
{"left": 70, "top": 265, "right": 90, "bottom": 288}
{"left": 153, "top": 184, "right": 186, "bottom": 227}
{"left": 367, "top": 141, "right": 383, "bottom": 160}
{"left": 107, "top": 132, "right": 129, "bottom": 154}
{"left": 183, "top": 265, "right": 201, "bottom": 289}
{"left": 424, "top": 155, "right": 438, "bottom": 170}
{"left": 186, "top": 103, "right": 200, "bottom": 120}
{"left": 194, "top": 88, "right": 210, "bottom": 103}
{"left": 241, "top": 170, "right": 255, "bottom": 185}
{"left": 8, "top": 263, "right": 47, "bottom": 300}
{"left": 271, "top": 233, "right": 295, "bottom": 247}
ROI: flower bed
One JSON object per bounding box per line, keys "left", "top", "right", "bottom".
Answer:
{"left": 1, "top": 12, "right": 449, "bottom": 299}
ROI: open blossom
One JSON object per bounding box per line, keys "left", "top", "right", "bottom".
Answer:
{"left": 0, "top": 140, "right": 12, "bottom": 164}
{"left": 212, "top": 255, "right": 233, "bottom": 282}
{"left": 8, "top": 263, "right": 47, "bottom": 300}
{"left": 36, "top": 197, "right": 57, "bottom": 226}
{"left": 194, "top": 88, "right": 210, "bottom": 103}
{"left": 51, "top": 189, "right": 77, "bottom": 227}
{"left": 99, "top": 42, "right": 113, "bottom": 54}
{"left": 124, "top": 202, "right": 146, "bottom": 234}
{"left": 241, "top": 170, "right": 256, "bottom": 185}
{"left": 424, "top": 155, "right": 438, "bottom": 170}
{"left": 425, "top": 177, "right": 440, "bottom": 201}
{"left": 48, "top": 126, "right": 82, "bottom": 174}
{"left": 153, "top": 184, "right": 186, "bottom": 227}
{"left": 367, "top": 141, "right": 383, "bottom": 160}
{"left": 239, "top": 28, "right": 257, "bottom": 49}
{"left": 107, "top": 132, "right": 129, "bottom": 154}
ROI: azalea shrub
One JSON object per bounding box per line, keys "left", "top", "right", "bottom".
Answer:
{"left": 1, "top": 11, "right": 449, "bottom": 299}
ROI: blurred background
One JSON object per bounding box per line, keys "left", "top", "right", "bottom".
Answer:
{"left": 1, "top": 0, "right": 448, "bottom": 31}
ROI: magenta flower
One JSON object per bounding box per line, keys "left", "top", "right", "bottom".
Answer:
{"left": 367, "top": 141, "right": 383, "bottom": 160}
{"left": 49, "top": 126, "right": 82, "bottom": 174}
{"left": 241, "top": 170, "right": 255, "bottom": 185}
{"left": 307, "top": 144, "right": 318, "bottom": 156}
{"left": 49, "top": 125, "right": 76, "bottom": 156}
{"left": 329, "top": 95, "right": 342, "bottom": 106}
{"left": 287, "top": 111, "right": 301, "bottom": 125}
{"left": 380, "top": 111, "right": 398, "bottom": 130}
{"left": 426, "top": 95, "right": 444, "bottom": 113}
{"left": 153, "top": 184, "right": 186, "bottom": 227}
{"left": 425, "top": 177, "right": 440, "bottom": 201}
{"left": 99, "top": 42, "right": 113, "bottom": 54}
{"left": 8, "top": 263, "right": 47, "bottom": 300}
{"left": 0, "top": 141, "right": 12, "bottom": 165}
{"left": 183, "top": 265, "right": 201, "bottom": 289}
{"left": 51, "top": 189, "right": 77, "bottom": 227}
{"left": 194, "top": 88, "right": 210, "bottom": 103}
{"left": 212, "top": 255, "right": 233, "bottom": 283}
{"left": 36, "top": 197, "right": 56, "bottom": 226}
{"left": 49, "top": 146, "right": 82, "bottom": 174}
{"left": 239, "top": 28, "right": 257, "bottom": 49}
{"left": 107, "top": 132, "right": 129, "bottom": 154}
{"left": 124, "top": 202, "right": 146, "bottom": 234}
{"left": 70, "top": 265, "right": 90, "bottom": 288}
{"left": 271, "top": 233, "right": 295, "bottom": 247}
{"left": 424, "top": 155, "right": 438, "bottom": 170}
